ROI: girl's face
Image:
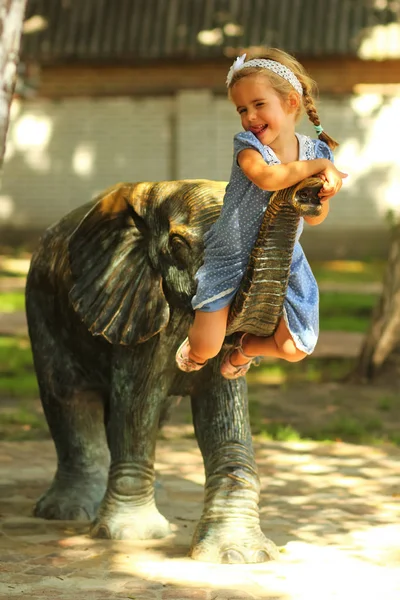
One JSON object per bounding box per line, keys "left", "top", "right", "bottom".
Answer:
{"left": 230, "top": 73, "right": 297, "bottom": 147}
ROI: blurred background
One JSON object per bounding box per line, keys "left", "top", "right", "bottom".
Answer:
{"left": 1, "top": 0, "right": 400, "bottom": 446}
{"left": 1, "top": 0, "right": 400, "bottom": 257}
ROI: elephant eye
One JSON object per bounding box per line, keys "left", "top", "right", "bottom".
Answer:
{"left": 170, "top": 234, "right": 191, "bottom": 267}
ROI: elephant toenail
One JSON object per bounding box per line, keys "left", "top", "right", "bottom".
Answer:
{"left": 93, "top": 525, "right": 110, "bottom": 539}
{"left": 221, "top": 548, "right": 245, "bottom": 564}
{"left": 254, "top": 550, "right": 270, "bottom": 562}
{"left": 68, "top": 506, "right": 91, "bottom": 521}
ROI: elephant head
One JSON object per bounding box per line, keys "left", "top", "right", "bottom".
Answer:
{"left": 68, "top": 180, "right": 225, "bottom": 346}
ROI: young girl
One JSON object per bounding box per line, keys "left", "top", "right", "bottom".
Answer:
{"left": 176, "top": 48, "right": 347, "bottom": 379}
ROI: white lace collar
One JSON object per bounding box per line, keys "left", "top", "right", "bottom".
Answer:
{"left": 264, "top": 133, "right": 315, "bottom": 164}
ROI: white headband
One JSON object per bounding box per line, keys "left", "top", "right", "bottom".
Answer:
{"left": 226, "top": 53, "right": 303, "bottom": 96}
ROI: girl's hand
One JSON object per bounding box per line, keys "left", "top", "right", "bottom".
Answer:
{"left": 318, "top": 164, "right": 348, "bottom": 201}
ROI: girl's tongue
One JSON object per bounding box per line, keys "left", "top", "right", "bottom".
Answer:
{"left": 250, "top": 125, "right": 268, "bottom": 137}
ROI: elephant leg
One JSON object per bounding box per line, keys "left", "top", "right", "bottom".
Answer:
{"left": 90, "top": 340, "right": 172, "bottom": 541}
{"left": 189, "top": 359, "right": 279, "bottom": 564}
{"left": 28, "top": 307, "right": 109, "bottom": 521}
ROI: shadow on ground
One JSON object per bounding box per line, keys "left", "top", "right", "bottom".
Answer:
{"left": 0, "top": 436, "right": 399, "bottom": 600}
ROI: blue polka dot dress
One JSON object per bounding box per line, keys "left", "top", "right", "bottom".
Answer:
{"left": 191, "top": 131, "right": 334, "bottom": 354}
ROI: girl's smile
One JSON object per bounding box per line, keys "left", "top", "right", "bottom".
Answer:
{"left": 230, "top": 73, "right": 297, "bottom": 154}
{"left": 249, "top": 124, "right": 268, "bottom": 136}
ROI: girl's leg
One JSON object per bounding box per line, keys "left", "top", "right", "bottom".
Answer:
{"left": 230, "top": 317, "right": 307, "bottom": 366}
{"left": 188, "top": 306, "right": 230, "bottom": 364}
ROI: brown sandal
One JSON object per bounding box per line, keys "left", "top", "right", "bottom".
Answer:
{"left": 220, "top": 333, "right": 256, "bottom": 380}
{"left": 175, "top": 338, "right": 208, "bottom": 373}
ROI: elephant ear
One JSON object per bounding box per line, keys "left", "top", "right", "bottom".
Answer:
{"left": 68, "top": 183, "right": 170, "bottom": 345}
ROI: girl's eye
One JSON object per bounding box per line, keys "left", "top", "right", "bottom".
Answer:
{"left": 256, "top": 102, "right": 264, "bottom": 107}
{"left": 238, "top": 108, "right": 246, "bottom": 114}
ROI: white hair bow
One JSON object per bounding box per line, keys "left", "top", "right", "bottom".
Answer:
{"left": 226, "top": 53, "right": 247, "bottom": 87}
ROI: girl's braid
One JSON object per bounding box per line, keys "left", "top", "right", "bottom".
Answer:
{"left": 303, "top": 87, "right": 339, "bottom": 150}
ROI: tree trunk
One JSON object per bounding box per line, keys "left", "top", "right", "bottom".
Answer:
{"left": 0, "top": 0, "right": 27, "bottom": 169}
{"left": 353, "top": 224, "right": 400, "bottom": 383}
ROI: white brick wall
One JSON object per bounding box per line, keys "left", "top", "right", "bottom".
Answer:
{"left": 0, "top": 91, "right": 397, "bottom": 236}
{"left": 0, "top": 97, "right": 173, "bottom": 227}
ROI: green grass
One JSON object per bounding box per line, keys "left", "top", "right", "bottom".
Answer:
{"left": 0, "top": 335, "right": 33, "bottom": 372}
{"left": 319, "top": 291, "right": 377, "bottom": 333}
{"left": 377, "top": 396, "right": 396, "bottom": 411}
{"left": 0, "top": 259, "right": 383, "bottom": 336}
{"left": 0, "top": 405, "right": 48, "bottom": 441}
{"left": 0, "top": 269, "right": 23, "bottom": 278}
{"left": 1, "top": 290, "right": 379, "bottom": 335}
{"left": 258, "top": 423, "right": 303, "bottom": 442}
{"left": 0, "top": 256, "right": 393, "bottom": 446}
{"left": 0, "top": 336, "right": 38, "bottom": 397}
{"left": 310, "top": 259, "right": 385, "bottom": 284}
{"left": 304, "top": 414, "right": 393, "bottom": 445}
{"left": 0, "top": 291, "right": 25, "bottom": 312}
{"left": 248, "top": 357, "right": 355, "bottom": 386}
{"left": 249, "top": 400, "right": 400, "bottom": 447}
{"left": 0, "top": 406, "right": 44, "bottom": 428}
{"left": 0, "top": 290, "right": 377, "bottom": 332}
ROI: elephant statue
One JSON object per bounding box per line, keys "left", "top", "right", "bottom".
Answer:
{"left": 26, "top": 177, "right": 322, "bottom": 564}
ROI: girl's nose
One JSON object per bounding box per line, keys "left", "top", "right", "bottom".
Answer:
{"left": 247, "top": 109, "right": 257, "bottom": 121}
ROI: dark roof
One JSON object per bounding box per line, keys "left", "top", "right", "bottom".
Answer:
{"left": 21, "top": 0, "right": 400, "bottom": 64}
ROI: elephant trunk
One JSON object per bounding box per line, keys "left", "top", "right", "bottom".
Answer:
{"left": 226, "top": 188, "right": 300, "bottom": 336}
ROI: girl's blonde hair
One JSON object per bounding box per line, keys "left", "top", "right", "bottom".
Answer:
{"left": 228, "top": 48, "right": 338, "bottom": 150}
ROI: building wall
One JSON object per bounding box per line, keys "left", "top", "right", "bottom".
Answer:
{"left": 1, "top": 89, "right": 398, "bottom": 257}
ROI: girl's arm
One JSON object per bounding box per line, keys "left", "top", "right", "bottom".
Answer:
{"left": 238, "top": 149, "right": 347, "bottom": 226}
{"left": 238, "top": 149, "right": 331, "bottom": 192}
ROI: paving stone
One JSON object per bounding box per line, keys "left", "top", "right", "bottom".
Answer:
{"left": 122, "top": 581, "right": 164, "bottom": 591}
{"left": 119, "top": 593, "right": 159, "bottom": 600}
{"left": 1, "top": 439, "right": 400, "bottom": 600}
{"left": 209, "top": 591, "right": 256, "bottom": 600}
{"left": 162, "top": 588, "right": 209, "bottom": 599}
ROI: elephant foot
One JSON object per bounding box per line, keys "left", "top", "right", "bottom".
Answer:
{"left": 90, "top": 502, "right": 171, "bottom": 540}
{"left": 189, "top": 522, "right": 280, "bottom": 564}
{"left": 33, "top": 475, "right": 107, "bottom": 521}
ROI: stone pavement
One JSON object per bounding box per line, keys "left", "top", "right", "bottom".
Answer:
{"left": 0, "top": 437, "right": 399, "bottom": 600}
